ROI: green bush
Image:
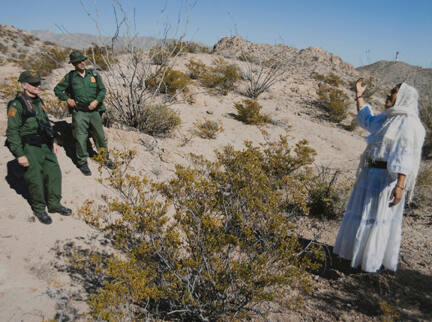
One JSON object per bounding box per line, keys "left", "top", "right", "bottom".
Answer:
{"left": 234, "top": 98, "right": 271, "bottom": 124}
{"left": 0, "top": 77, "right": 21, "bottom": 100}
{"left": 200, "top": 57, "right": 241, "bottom": 95}
{"left": 149, "top": 45, "right": 170, "bottom": 65}
{"left": 193, "top": 118, "right": 223, "bottom": 139}
{"left": 146, "top": 68, "right": 190, "bottom": 97}
{"left": 74, "top": 137, "right": 321, "bottom": 320}
{"left": 317, "top": 84, "right": 349, "bottom": 123}
{"left": 185, "top": 59, "right": 207, "bottom": 80}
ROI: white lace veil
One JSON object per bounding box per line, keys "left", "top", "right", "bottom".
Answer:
{"left": 359, "top": 83, "right": 425, "bottom": 202}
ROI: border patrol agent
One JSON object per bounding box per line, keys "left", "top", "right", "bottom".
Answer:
{"left": 54, "top": 51, "right": 115, "bottom": 176}
{"left": 6, "top": 71, "right": 72, "bottom": 224}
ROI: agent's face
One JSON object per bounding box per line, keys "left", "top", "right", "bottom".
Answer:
{"left": 74, "top": 59, "right": 86, "bottom": 71}
{"left": 385, "top": 85, "right": 399, "bottom": 109}
{"left": 22, "top": 81, "right": 41, "bottom": 97}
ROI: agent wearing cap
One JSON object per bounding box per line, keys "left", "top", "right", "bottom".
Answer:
{"left": 6, "top": 71, "right": 72, "bottom": 224}
{"left": 54, "top": 51, "right": 115, "bottom": 176}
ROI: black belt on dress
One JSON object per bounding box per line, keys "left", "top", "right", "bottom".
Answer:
{"left": 367, "top": 160, "right": 387, "bottom": 169}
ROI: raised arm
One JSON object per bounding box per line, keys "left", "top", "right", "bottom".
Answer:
{"left": 355, "top": 78, "right": 367, "bottom": 112}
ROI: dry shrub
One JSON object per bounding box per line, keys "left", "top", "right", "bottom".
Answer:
{"left": 419, "top": 96, "right": 432, "bottom": 158}
{"left": 378, "top": 300, "right": 400, "bottom": 322}
{"left": 311, "top": 72, "right": 343, "bottom": 87}
{"left": 200, "top": 57, "right": 241, "bottom": 95}
{"left": 193, "top": 118, "right": 223, "bottom": 139}
{"left": 234, "top": 98, "right": 271, "bottom": 124}
{"left": 185, "top": 59, "right": 207, "bottom": 79}
{"left": 0, "top": 77, "right": 20, "bottom": 100}
{"left": 413, "top": 161, "right": 432, "bottom": 208}
{"left": 74, "top": 137, "right": 321, "bottom": 321}
{"left": 317, "top": 84, "right": 349, "bottom": 123}
{"left": 39, "top": 93, "right": 69, "bottom": 119}
{"left": 137, "top": 104, "right": 180, "bottom": 136}
{"left": 19, "top": 46, "right": 69, "bottom": 75}
{"left": 149, "top": 45, "right": 170, "bottom": 65}
{"left": 304, "top": 166, "right": 350, "bottom": 220}
{"left": 85, "top": 44, "right": 117, "bottom": 71}
{"left": 146, "top": 68, "right": 190, "bottom": 97}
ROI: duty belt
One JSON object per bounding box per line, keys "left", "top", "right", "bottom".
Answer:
{"left": 22, "top": 134, "right": 49, "bottom": 147}
{"left": 367, "top": 160, "right": 387, "bottom": 169}
{"left": 76, "top": 102, "right": 91, "bottom": 112}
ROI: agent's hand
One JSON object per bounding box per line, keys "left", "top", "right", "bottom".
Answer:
{"left": 89, "top": 100, "right": 98, "bottom": 110}
{"left": 67, "top": 98, "right": 76, "bottom": 108}
{"left": 356, "top": 78, "right": 367, "bottom": 97}
{"left": 389, "top": 186, "right": 403, "bottom": 207}
{"left": 17, "top": 155, "right": 29, "bottom": 167}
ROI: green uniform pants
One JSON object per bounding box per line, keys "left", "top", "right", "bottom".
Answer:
{"left": 72, "top": 110, "right": 107, "bottom": 166}
{"left": 23, "top": 144, "right": 62, "bottom": 213}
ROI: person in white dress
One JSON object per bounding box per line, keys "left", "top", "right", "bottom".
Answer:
{"left": 333, "top": 79, "right": 425, "bottom": 273}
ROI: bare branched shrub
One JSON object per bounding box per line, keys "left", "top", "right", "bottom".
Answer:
{"left": 185, "top": 58, "right": 207, "bottom": 79}
{"left": 74, "top": 138, "right": 321, "bottom": 320}
{"left": 311, "top": 72, "right": 344, "bottom": 87}
{"left": 85, "top": 44, "right": 118, "bottom": 71}
{"left": 234, "top": 98, "right": 271, "bottom": 124}
{"left": 200, "top": 57, "right": 241, "bottom": 95}
{"left": 304, "top": 166, "right": 351, "bottom": 220}
{"left": 412, "top": 161, "right": 432, "bottom": 208}
{"left": 240, "top": 53, "right": 286, "bottom": 99}
{"left": 419, "top": 93, "right": 432, "bottom": 158}
{"left": 193, "top": 118, "right": 223, "bottom": 139}
{"left": 316, "top": 84, "right": 349, "bottom": 123}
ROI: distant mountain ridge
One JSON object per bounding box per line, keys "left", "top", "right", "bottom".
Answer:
{"left": 30, "top": 29, "right": 159, "bottom": 50}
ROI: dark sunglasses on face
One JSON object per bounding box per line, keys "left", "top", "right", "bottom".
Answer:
{"left": 29, "top": 82, "right": 41, "bottom": 87}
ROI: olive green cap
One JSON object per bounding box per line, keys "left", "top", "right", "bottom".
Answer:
{"left": 18, "top": 71, "right": 42, "bottom": 83}
{"left": 69, "top": 51, "right": 87, "bottom": 64}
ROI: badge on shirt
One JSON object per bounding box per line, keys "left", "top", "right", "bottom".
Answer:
{"left": 8, "top": 107, "right": 17, "bottom": 117}
{"left": 91, "top": 76, "right": 96, "bottom": 83}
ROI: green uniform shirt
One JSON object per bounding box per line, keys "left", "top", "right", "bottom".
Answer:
{"left": 6, "top": 93, "right": 50, "bottom": 158}
{"left": 54, "top": 69, "right": 106, "bottom": 105}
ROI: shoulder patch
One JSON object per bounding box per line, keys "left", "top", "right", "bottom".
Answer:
{"left": 91, "top": 76, "right": 96, "bottom": 83}
{"left": 60, "top": 76, "right": 65, "bottom": 83}
{"left": 8, "top": 107, "right": 17, "bottom": 117}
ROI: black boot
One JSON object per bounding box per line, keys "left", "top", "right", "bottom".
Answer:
{"left": 34, "top": 211, "right": 52, "bottom": 225}
{"left": 79, "top": 163, "right": 92, "bottom": 176}
{"left": 48, "top": 205, "right": 72, "bottom": 216}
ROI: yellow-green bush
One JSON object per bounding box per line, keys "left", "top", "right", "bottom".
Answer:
{"left": 311, "top": 72, "right": 343, "bottom": 87}
{"left": 234, "top": 98, "right": 271, "bottom": 124}
{"left": 146, "top": 68, "right": 190, "bottom": 97}
{"left": 200, "top": 57, "right": 241, "bottom": 95}
{"left": 74, "top": 137, "right": 321, "bottom": 320}
{"left": 317, "top": 84, "right": 349, "bottom": 123}
{"left": 185, "top": 59, "right": 207, "bottom": 79}
{"left": 193, "top": 118, "right": 223, "bottom": 139}
{"left": 149, "top": 45, "right": 170, "bottom": 65}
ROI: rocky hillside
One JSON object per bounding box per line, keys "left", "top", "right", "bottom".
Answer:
{"left": 214, "top": 35, "right": 359, "bottom": 77}
{"left": 358, "top": 60, "right": 432, "bottom": 100}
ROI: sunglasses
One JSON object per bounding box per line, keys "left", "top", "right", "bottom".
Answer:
{"left": 29, "top": 82, "right": 41, "bottom": 87}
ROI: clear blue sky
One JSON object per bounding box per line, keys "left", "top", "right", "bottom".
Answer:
{"left": 1, "top": 0, "right": 431, "bottom": 68}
